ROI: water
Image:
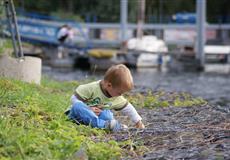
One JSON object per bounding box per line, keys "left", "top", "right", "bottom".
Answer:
{"left": 43, "top": 66, "right": 230, "bottom": 107}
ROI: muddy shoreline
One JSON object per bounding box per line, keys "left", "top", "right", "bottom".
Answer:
{"left": 114, "top": 105, "right": 230, "bottom": 159}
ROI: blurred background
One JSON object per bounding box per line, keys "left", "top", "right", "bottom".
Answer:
{"left": 0, "top": 0, "right": 230, "bottom": 106}
{"left": 11, "top": 0, "right": 230, "bottom": 23}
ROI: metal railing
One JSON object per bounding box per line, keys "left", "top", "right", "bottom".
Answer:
{"left": 4, "top": 0, "right": 23, "bottom": 58}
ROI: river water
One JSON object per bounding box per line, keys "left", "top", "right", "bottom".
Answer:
{"left": 43, "top": 66, "right": 230, "bottom": 107}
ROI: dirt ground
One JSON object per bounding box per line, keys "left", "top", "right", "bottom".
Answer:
{"left": 112, "top": 104, "right": 230, "bottom": 159}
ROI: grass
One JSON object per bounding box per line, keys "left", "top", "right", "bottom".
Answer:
{"left": 0, "top": 39, "right": 13, "bottom": 56}
{"left": 0, "top": 38, "right": 37, "bottom": 57}
{"left": 0, "top": 77, "right": 208, "bottom": 159}
{"left": 126, "top": 90, "right": 207, "bottom": 109}
{"left": 0, "top": 77, "right": 121, "bottom": 160}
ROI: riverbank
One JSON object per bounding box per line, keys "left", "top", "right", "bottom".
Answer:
{"left": 1, "top": 77, "right": 226, "bottom": 159}
{"left": 0, "top": 77, "right": 121, "bottom": 159}
{"left": 115, "top": 105, "right": 230, "bottom": 159}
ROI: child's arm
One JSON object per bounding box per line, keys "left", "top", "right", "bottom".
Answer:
{"left": 120, "top": 103, "right": 145, "bottom": 129}
{"left": 71, "top": 94, "right": 80, "bottom": 104}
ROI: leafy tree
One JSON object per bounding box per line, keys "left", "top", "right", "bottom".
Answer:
{"left": 13, "top": 0, "right": 230, "bottom": 23}
{"left": 207, "top": 0, "right": 230, "bottom": 23}
{"left": 0, "top": 0, "right": 5, "bottom": 35}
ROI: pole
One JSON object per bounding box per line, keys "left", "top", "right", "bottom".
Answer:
{"left": 9, "top": 0, "right": 23, "bottom": 58}
{"left": 120, "top": 0, "right": 128, "bottom": 43}
{"left": 137, "top": 0, "right": 145, "bottom": 39}
{"left": 4, "top": 0, "right": 23, "bottom": 58}
{"left": 196, "top": 0, "right": 206, "bottom": 68}
{"left": 4, "top": 0, "right": 18, "bottom": 57}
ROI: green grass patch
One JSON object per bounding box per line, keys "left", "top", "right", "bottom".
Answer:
{"left": 0, "top": 39, "right": 13, "bottom": 56}
{"left": 126, "top": 90, "right": 207, "bottom": 109}
{"left": 0, "top": 77, "right": 122, "bottom": 159}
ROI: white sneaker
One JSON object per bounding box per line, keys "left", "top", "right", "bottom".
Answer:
{"left": 105, "top": 119, "right": 128, "bottom": 132}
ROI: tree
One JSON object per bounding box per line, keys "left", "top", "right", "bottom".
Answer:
{"left": 13, "top": 0, "right": 230, "bottom": 24}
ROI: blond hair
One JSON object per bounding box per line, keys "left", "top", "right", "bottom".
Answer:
{"left": 104, "top": 64, "right": 133, "bottom": 90}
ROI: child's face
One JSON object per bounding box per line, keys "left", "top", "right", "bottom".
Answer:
{"left": 105, "top": 82, "right": 129, "bottom": 97}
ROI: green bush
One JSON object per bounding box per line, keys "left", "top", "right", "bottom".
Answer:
{"left": 51, "top": 10, "right": 84, "bottom": 22}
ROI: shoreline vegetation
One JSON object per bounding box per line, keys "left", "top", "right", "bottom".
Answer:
{"left": 0, "top": 39, "right": 13, "bottom": 57}
{"left": 0, "top": 77, "right": 209, "bottom": 159}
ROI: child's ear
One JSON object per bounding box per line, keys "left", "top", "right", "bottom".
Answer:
{"left": 104, "top": 80, "right": 112, "bottom": 88}
{"left": 107, "top": 82, "right": 112, "bottom": 88}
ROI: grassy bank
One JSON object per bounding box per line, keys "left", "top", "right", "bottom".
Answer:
{"left": 0, "top": 39, "right": 13, "bottom": 56}
{"left": 0, "top": 78, "right": 121, "bottom": 160}
{"left": 127, "top": 90, "right": 207, "bottom": 109}
{"left": 0, "top": 77, "right": 207, "bottom": 159}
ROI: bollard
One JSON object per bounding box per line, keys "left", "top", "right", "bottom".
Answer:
{"left": 0, "top": 55, "right": 41, "bottom": 84}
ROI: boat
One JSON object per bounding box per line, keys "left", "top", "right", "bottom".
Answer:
{"left": 125, "top": 35, "right": 169, "bottom": 67}
{"left": 88, "top": 49, "right": 126, "bottom": 70}
{"left": 204, "top": 45, "right": 230, "bottom": 63}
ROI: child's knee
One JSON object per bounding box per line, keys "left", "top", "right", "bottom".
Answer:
{"left": 72, "top": 101, "right": 85, "bottom": 109}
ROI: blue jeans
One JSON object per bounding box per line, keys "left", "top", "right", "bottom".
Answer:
{"left": 68, "top": 101, "right": 114, "bottom": 128}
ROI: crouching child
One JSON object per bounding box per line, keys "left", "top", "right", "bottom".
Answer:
{"left": 66, "top": 64, "right": 145, "bottom": 132}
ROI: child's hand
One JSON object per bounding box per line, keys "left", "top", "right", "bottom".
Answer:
{"left": 91, "top": 106, "right": 102, "bottom": 116}
{"left": 135, "top": 120, "right": 145, "bottom": 129}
